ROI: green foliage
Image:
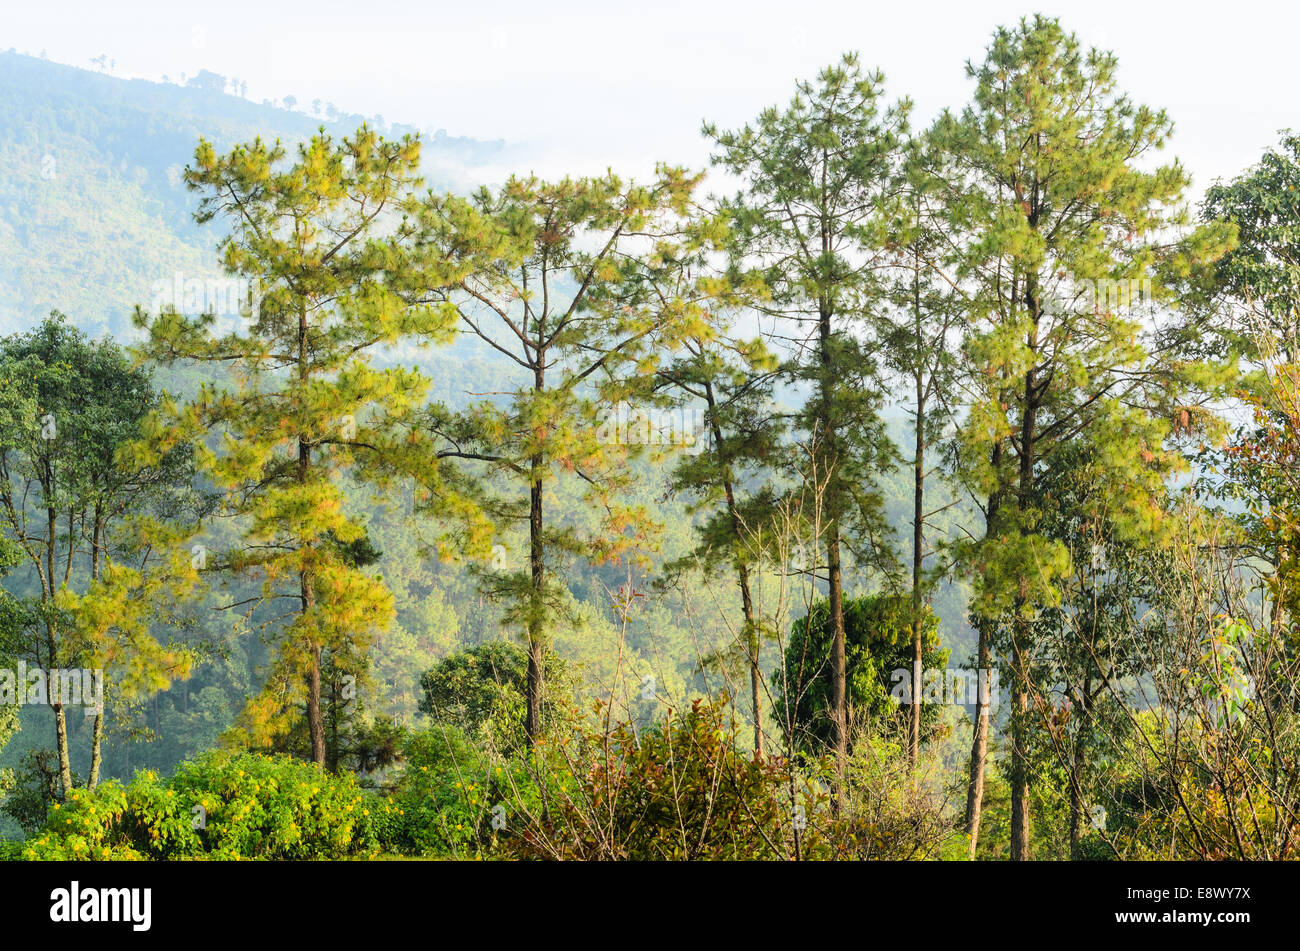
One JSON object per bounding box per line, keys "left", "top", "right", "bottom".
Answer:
{"left": 411, "top": 166, "right": 705, "bottom": 741}
{"left": 0, "top": 313, "right": 199, "bottom": 796}
{"left": 131, "top": 125, "right": 482, "bottom": 760}
{"left": 18, "top": 751, "right": 381, "bottom": 860}
{"left": 0, "top": 750, "right": 59, "bottom": 836}
{"left": 418, "top": 641, "right": 572, "bottom": 753}
{"left": 706, "top": 51, "right": 908, "bottom": 571}
{"left": 1203, "top": 132, "right": 1300, "bottom": 355}
{"left": 776, "top": 594, "right": 948, "bottom": 755}
{"left": 837, "top": 728, "right": 961, "bottom": 859}
{"left": 370, "top": 726, "right": 497, "bottom": 858}
{"left": 6, "top": 21, "right": 1300, "bottom": 866}
{"left": 508, "top": 696, "right": 801, "bottom": 859}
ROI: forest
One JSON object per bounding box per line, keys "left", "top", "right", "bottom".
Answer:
{"left": 1, "top": 12, "right": 1298, "bottom": 863}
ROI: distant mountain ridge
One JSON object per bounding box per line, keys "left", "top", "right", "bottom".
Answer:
{"left": 0, "top": 51, "right": 510, "bottom": 337}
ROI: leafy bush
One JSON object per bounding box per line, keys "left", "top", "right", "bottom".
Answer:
{"left": 419, "top": 641, "right": 574, "bottom": 754}
{"left": 19, "top": 751, "right": 381, "bottom": 860}
{"left": 2, "top": 749, "right": 69, "bottom": 836}
{"left": 369, "top": 726, "right": 500, "bottom": 858}
{"left": 776, "top": 594, "right": 949, "bottom": 756}
{"left": 836, "top": 729, "right": 960, "bottom": 860}
{"left": 507, "top": 696, "right": 813, "bottom": 860}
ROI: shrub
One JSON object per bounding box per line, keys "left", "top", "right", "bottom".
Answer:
{"left": 370, "top": 726, "right": 500, "bottom": 858}
{"left": 20, "top": 751, "right": 382, "bottom": 860}
{"left": 507, "top": 696, "right": 811, "bottom": 860}
{"left": 418, "top": 641, "right": 575, "bottom": 754}
{"left": 776, "top": 594, "right": 949, "bottom": 756}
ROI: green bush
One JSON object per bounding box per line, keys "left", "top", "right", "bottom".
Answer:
{"left": 776, "top": 594, "right": 949, "bottom": 756}
{"left": 19, "top": 751, "right": 382, "bottom": 860}
{"left": 371, "top": 726, "right": 502, "bottom": 858}
{"left": 418, "top": 641, "right": 575, "bottom": 754}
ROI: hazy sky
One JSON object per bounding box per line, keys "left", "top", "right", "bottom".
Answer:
{"left": 4, "top": 0, "right": 1295, "bottom": 195}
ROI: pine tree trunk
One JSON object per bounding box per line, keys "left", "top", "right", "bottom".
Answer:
{"left": 52, "top": 701, "right": 73, "bottom": 797}
{"left": 1009, "top": 637, "right": 1031, "bottom": 861}
{"left": 817, "top": 270, "right": 848, "bottom": 796}
{"left": 705, "top": 382, "right": 763, "bottom": 758}
{"left": 307, "top": 643, "right": 325, "bottom": 766}
{"left": 909, "top": 372, "right": 925, "bottom": 770}
{"left": 328, "top": 672, "right": 340, "bottom": 772}
{"left": 300, "top": 479, "right": 325, "bottom": 766}
{"left": 88, "top": 713, "right": 103, "bottom": 790}
{"left": 525, "top": 633, "right": 544, "bottom": 746}
{"left": 297, "top": 302, "right": 326, "bottom": 767}
{"left": 1009, "top": 279, "right": 1042, "bottom": 862}
{"left": 966, "top": 439, "right": 1003, "bottom": 858}
{"left": 965, "top": 618, "right": 991, "bottom": 859}
{"left": 734, "top": 541, "right": 761, "bottom": 758}
{"left": 827, "top": 528, "right": 847, "bottom": 775}
{"left": 525, "top": 451, "right": 545, "bottom": 746}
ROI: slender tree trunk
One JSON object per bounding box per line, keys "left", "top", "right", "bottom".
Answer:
{"left": 965, "top": 617, "right": 991, "bottom": 859}
{"left": 328, "top": 672, "right": 340, "bottom": 772}
{"left": 1068, "top": 735, "right": 1084, "bottom": 859}
{"left": 298, "top": 302, "right": 325, "bottom": 767}
{"left": 44, "top": 499, "right": 74, "bottom": 796}
{"left": 88, "top": 713, "right": 103, "bottom": 790}
{"left": 47, "top": 617, "right": 74, "bottom": 794}
{"left": 88, "top": 512, "right": 103, "bottom": 790}
{"left": 704, "top": 381, "right": 763, "bottom": 757}
{"left": 740, "top": 560, "right": 762, "bottom": 758}
{"left": 1009, "top": 636, "right": 1031, "bottom": 860}
{"left": 907, "top": 255, "right": 929, "bottom": 770}
{"left": 52, "top": 701, "right": 73, "bottom": 796}
{"left": 1069, "top": 685, "right": 1095, "bottom": 859}
{"left": 1009, "top": 275, "right": 1042, "bottom": 862}
{"left": 817, "top": 281, "right": 849, "bottom": 795}
{"left": 525, "top": 632, "right": 545, "bottom": 745}
{"left": 827, "top": 527, "right": 847, "bottom": 770}
{"left": 966, "top": 442, "right": 1003, "bottom": 858}
{"left": 300, "top": 468, "right": 325, "bottom": 765}
{"left": 909, "top": 371, "right": 925, "bottom": 770}
{"left": 525, "top": 450, "right": 545, "bottom": 746}
{"left": 306, "top": 643, "right": 325, "bottom": 765}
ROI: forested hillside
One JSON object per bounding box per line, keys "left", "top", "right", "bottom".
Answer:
{"left": 0, "top": 50, "right": 507, "bottom": 337}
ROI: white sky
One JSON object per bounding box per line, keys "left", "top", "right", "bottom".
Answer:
{"left": 3, "top": 0, "right": 1295, "bottom": 196}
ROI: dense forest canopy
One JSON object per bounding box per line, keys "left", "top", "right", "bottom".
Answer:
{"left": 1, "top": 13, "right": 1298, "bottom": 865}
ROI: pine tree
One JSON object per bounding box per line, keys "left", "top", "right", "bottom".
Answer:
{"left": 134, "top": 127, "right": 471, "bottom": 766}
{"left": 412, "top": 168, "right": 703, "bottom": 744}
{"left": 879, "top": 131, "right": 968, "bottom": 769}
{"left": 657, "top": 254, "right": 784, "bottom": 756}
{"left": 939, "top": 16, "right": 1233, "bottom": 858}
{"left": 705, "top": 53, "right": 908, "bottom": 783}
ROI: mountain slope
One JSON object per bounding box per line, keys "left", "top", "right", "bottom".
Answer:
{"left": 0, "top": 51, "right": 507, "bottom": 337}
